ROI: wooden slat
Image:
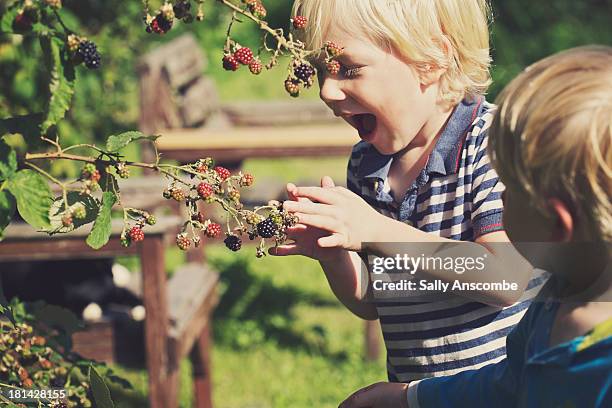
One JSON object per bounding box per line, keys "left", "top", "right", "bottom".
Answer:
{"left": 220, "top": 100, "right": 339, "bottom": 126}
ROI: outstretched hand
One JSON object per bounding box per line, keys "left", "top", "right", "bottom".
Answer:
{"left": 270, "top": 176, "right": 345, "bottom": 262}
{"left": 339, "top": 382, "right": 410, "bottom": 408}
{"left": 280, "top": 179, "right": 384, "bottom": 252}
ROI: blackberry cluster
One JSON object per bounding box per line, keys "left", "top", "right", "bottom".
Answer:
{"left": 257, "top": 217, "right": 277, "bottom": 238}
{"left": 173, "top": 0, "right": 192, "bottom": 19}
{"left": 224, "top": 235, "right": 242, "bottom": 251}
{"left": 77, "top": 41, "right": 101, "bottom": 69}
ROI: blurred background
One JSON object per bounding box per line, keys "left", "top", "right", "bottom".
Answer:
{"left": 1, "top": 0, "right": 611, "bottom": 406}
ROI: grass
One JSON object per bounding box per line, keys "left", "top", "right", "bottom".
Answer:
{"left": 112, "top": 244, "right": 386, "bottom": 407}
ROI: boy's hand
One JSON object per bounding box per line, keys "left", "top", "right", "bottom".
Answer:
{"left": 339, "top": 382, "right": 410, "bottom": 408}
{"left": 270, "top": 177, "right": 344, "bottom": 262}
{"left": 281, "top": 180, "right": 384, "bottom": 252}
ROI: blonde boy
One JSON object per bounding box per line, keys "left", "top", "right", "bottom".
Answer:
{"left": 274, "top": 0, "right": 545, "bottom": 384}
{"left": 340, "top": 45, "right": 612, "bottom": 408}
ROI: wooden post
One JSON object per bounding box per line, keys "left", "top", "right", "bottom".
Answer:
{"left": 190, "top": 324, "right": 213, "bottom": 408}
{"left": 141, "top": 237, "right": 173, "bottom": 408}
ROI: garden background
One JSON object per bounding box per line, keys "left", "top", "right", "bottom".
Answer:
{"left": 1, "top": 0, "right": 611, "bottom": 406}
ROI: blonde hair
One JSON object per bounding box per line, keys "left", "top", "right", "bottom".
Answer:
{"left": 291, "top": 0, "right": 492, "bottom": 107}
{"left": 489, "top": 46, "right": 612, "bottom": 241}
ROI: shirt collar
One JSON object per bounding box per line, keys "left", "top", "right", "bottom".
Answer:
{"left": 357, "top": 97, "right": 483, "bottom": 180}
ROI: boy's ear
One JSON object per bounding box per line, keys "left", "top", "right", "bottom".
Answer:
{"left": 419, "top": 36, "right": 452, "bottom": 87}
{"left": 547, "top": 198, "right": 574, "bottom": 242}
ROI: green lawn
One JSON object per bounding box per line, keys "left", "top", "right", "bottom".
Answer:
{"left": 112, "top": 244, "right": 386, "bottom": 407}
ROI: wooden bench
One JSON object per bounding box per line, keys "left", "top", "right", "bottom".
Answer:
{"left": 0, "top": 217, "right": 218, "bottom": 408}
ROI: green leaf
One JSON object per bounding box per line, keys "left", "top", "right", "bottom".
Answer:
{"left": 0, "top": 5, "right": 19, "bottom": 34}
{"left": 89, "top": 365, "right": 115, "bottom": 408}
{"left": 46, "top": 192, "right": 100, "bottom": 234}
{"left": 86, "top": 191, "right": 117, "bottom": 249}
{"left": 0, "top": 140, "right": 18, "bottom": 181}
{"left": 106, "top": 131, "right": 159, "bottom": 152}
{"left": 0, "top": 113, "right": 44, "bottom": 141}
{"left": 40, "top": 36, "right": 75, "bottom": 135}
{"left": 31, "top": 302, "right": 83, "bottom": 335}
{"left": 0, "top": 190, "right": 17, "bottom": 240}
{"left": 99, "top": 171, "right": 119, "bottom": 194}
{"left": 7, "top": 170, "right": 52, "bottom": 229}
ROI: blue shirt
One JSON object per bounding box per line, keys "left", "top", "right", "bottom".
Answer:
{"left": 412, "top": 280, "right": 612, "bottom": 407}
{"left": 347, "top": 97, "right": 547, "bottom": 382}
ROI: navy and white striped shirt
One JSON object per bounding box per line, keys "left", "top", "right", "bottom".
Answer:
{"left": 347, "top": 97, "right": 547, "bottom": 382}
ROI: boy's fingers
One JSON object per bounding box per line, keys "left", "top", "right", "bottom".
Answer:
{"left": 282, "top": 200, "right": 336, "bottom": 216}
{"left": 294, "top": 186, "right": 342, "bottom": 205}
{"left": 269, "top": 244, "right": 302, "bottom": 257}
{"left": 295, "top": 213, "right": 342, "bottom": 233}
{"left": 318, "top": 234, "right": 344, "bottom": 248}
{"left": 339, "top": 383, "right": 382, "bottom": 408}
{"left": 321, "top": 176, "right": 336, "bottom": 188}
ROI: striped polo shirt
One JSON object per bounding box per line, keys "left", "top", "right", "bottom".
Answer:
{"left": 347, "top": 97, "right": 547, "bottom": 382}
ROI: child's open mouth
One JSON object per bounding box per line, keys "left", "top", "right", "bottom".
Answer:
{"left": 351, "top": 113, "right": 378, "bottom": 141}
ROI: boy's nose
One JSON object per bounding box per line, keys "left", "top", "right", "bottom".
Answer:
{"left": 319, "top": 76, "right": 346, "bottom": 103}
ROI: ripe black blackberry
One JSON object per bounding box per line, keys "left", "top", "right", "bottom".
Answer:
{"left": 173, "top": 0, "right": 191, "bottom": 19}
{"left": 224, "top": 235, "right": 242, "bottom": 251}
{"left": 294, "top": 63, "right": 315, "bottom": 83}
{"left": 257, "top": 217, "right": 277, "bottom": 238}
{"left": 77, "top": 41, "right": 101, "bottom": 69}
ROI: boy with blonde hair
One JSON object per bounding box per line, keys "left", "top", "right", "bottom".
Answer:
{"left": 340, "top": 45, "right": 612, "bottom": 408}
{"left": 274, "top": 0, "right": 545, "bottom": 384}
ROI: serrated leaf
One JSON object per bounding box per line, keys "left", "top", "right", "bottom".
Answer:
{"left": 0, "top": 190, "right": 17, "bottom": 240}
{"left": 86, "top": 191, "right": 117, "bottom": 249}
{"left": 89, "top": 366, "right": 115, "bottom": 408}
{"left": 0, "top": 5, "right": 19, "bottom": 34}
{"left": 40, "top": 36, "right": 75, "bottom": 135}
{"left": 31, "top": 302, "right": 82, "bottom": 335}
{"left": 0, "top": 113, "right": 44, "bottom": 141}
{"left": 0, "top": 140, "right": 17, "bottom": 181}
{"left": 7, "top": 169, "right": 52, "bottom": 229}
{"left": 46, "top": 192, "right": 100, "bottom": 234}
{"left": 99, "top": 171, "right": 119, "bottom": 194}
{"left": 106, "top": 131, "right": 159, "bottom": 152}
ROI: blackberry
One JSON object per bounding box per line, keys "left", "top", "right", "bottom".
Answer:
{"left": 82, "top": 163, "right": 96, "bottom": 178}
{"left": 257, "top": 217, "right": 277, "bottom": 238}
{"left": 284, "top": 78, "right": 301, "bottom": 97}
{"left": 223, "top": 55, "right": 240, "bottom": 71}
{"left": 151, "top": 14, "right": 173, "bottom": 34}
{"left": 227, "top": 189, "right": 240, "bottom": 202}
{"left": 234, "top": 47, "right": 254, "bottom": 65}
{"left": 324, "top": 41, "right": 343, "bottom": 57}
{"left": 249, "top": 59, "right": 263, "bottom": 75}
{"left": 176, "top": 234, "right": 191, "bottom": 250}
{"left": 129, "top": 227, "right": 145, "bottom": 242}
{"left": 292, "top": 15, "right": 308, "bottom": 30}
{"left": 77, "top": 41, "right": 101, "bottom": 69}
{"left": 249, "top": 1, "right": 267, "bottom": 19}
{"left": 326, "top": 60, "right": 341, "bottom": 75}
{"left": 224, "top": 235, "right": 242, "bottom": 252}
{"left": 205, "top": 223, "right": 222, "bottom": 238}
{"left": 171, "top": 188, "right": 186, "bottom": 202}
{"left": 145, "top": 214, "right": 157, "bottom": 225}
{"left": 245, "top": 211, "right": 262, "bottom": 225}
{"left": 61, "top": 214, "right": 73, "bottom": 228}
{"left": 72, "top": 204, "right": 86, "bottom": 220}
{"left": 174, "top": 1, "right": 192, "bottom": 19}
{"left": 240, "top": 173, "right": 254, "bottom": 187}
{"left": 294, "top": 63, "right": 315, "bottom": 83}
{"left": 197, "top": 182, "right": 214, "bottom": 199}
{"left": 214, "top": 166, "right": 231, "bottom": 181}
{"left": 270, "top": 211, "right": 283, "bottom": 228}
{"left": 90, "top": 169, "right": 101, "bottom": 183}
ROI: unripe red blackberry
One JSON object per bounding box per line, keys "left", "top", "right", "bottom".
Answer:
{"left": 13, "top": 13, "right": 33, "bottom": 31}
{"left": 151, "top": 14, "right": 173, "bottom": 34}
{"left": 257, "top": 217, "right": 277, "bottom": 238}
{"left": 292, "top": 15, "right": 308, "bottom": 30}
{"left": 284, "top": 78, "right": 301, "bottom": 97}
{"left": 205, "top": 223, "right": 222, "bottom": 238}
{"left": 249, "top": 59, "right": 263, "bottom": 75}
{"left": 326, "top": 60, "right": 341, "bottom": 75}
{"left": 294, "top": 63, "right": 315, "bottom": 83}
{"left": 82, "top": 163, "right": 96, "bottom": 179}
{"left": 197, "top": 182, "right": 214, "bottom": 199}
{"left": 223, "top": 55, "right": 240, "bottom": 71}
{"left": 171, "top": 188, "right": 186, "bottom": 202}
{"left": 324, "top": 41, "right": 343, "bottom": 57}
{"left": 90, "top": 169, "right": 101, "bottom": 183}
{"left": 176, "top": 234, "right": 191, "bottom": 250}
{"left": 240, "top": 173, "right": 254, "bottom": 187}
{"left": 22, "top": 378, "right": 33, "bottom": 388}
{"left": 214, "top": 166, "right": 231, "bottom": 181}
{"left": 234, "top": 47, "right": 254, "bottom": 65}
{"left": 224, "top": 235, "right": 242, "bottom": 252}
{"left": 39, "top": 359, "right": 53, "bottom": 369}
{"left": 129, "top": 227, "right": 145, "bottom": 242}
{"left": 227, "top": 189, "right": 240, "bottom": 202}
